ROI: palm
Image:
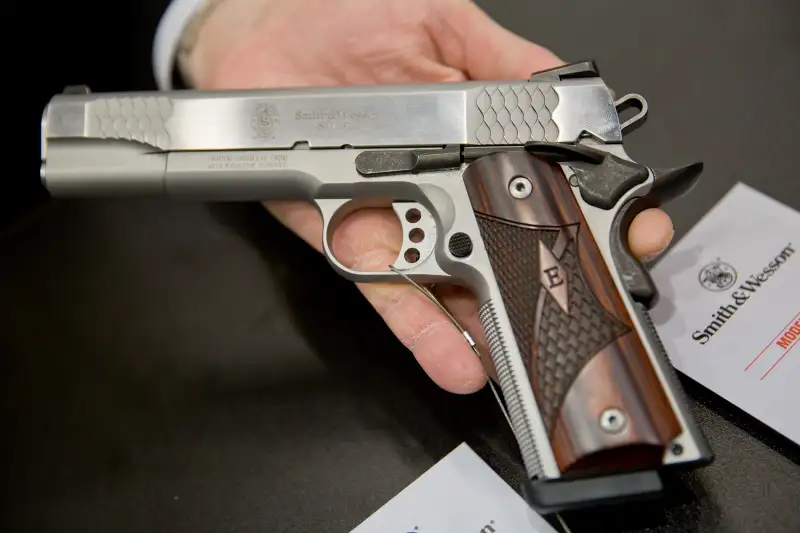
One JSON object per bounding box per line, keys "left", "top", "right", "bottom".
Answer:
{"left": 193, "top": 0, "right": 673, "bottom": 393}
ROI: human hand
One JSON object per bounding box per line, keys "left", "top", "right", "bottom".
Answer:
{"left": 187, "top": 0, "right": 675, "bottom": 394}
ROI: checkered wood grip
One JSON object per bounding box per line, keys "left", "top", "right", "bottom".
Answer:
{"left": 474, "top": 214, "right": 630, "bottom": 436}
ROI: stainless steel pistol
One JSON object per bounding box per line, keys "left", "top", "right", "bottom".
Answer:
{"left": 40, "top": 61, "right": 713, "bottom": 513}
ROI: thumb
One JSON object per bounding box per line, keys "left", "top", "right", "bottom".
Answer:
{"left": 433, "top": 0, "right": 564, "bottom": 80}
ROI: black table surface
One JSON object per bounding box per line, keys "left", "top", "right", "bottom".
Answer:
{"left": 3, "top": 1, "right": 800, "bottom": 532}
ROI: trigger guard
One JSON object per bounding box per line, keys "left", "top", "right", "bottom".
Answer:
{"left": 317, "top": 198, "right": 359, "bottom": 277}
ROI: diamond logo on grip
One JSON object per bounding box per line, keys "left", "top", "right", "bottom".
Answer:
{"left": 539, "top": 240, "right": 569, "bottom": 314}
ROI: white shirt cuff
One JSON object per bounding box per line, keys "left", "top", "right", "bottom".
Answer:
{"left": 153, "top": 0, "right": 206, "bottom": 90}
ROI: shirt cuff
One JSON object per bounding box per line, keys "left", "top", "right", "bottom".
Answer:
{"left": 153, "top": 0, "right": 206, "bottom": 90}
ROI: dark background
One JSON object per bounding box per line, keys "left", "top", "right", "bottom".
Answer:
{"left": 3, "top": 0, "right": 800, "bottom": 532}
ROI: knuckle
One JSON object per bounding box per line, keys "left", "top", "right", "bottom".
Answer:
{"left": 408, "top": 320, "right": 449, "bottom": 354}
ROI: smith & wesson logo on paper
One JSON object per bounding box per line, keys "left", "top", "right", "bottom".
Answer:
{"left": 692, "top": 243, "right": 795, "bottom": 345}
{"left": 698, "top": 259, "right": 737, "bottom": 291}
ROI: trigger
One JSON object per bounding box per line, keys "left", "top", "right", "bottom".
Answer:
{"left": 391, "top": 202, "right": 437, "bottom": 270}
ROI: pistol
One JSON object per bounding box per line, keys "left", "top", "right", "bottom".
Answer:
{"left": 40, "top": 61, "right": 712, "bottom": 513}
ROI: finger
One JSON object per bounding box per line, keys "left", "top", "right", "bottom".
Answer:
{"left": 628, "top": 208, "right": 675, "bottom": 262}
{"left": 265, "top": 200, "right": 487, "bottom": 394}
{"left": 365, "top": 279, "right": 487, "bottom": 394}
{"left": 432, "top": 0, "right": 564, "bottom": 80}
{"left": 331, "top": 208, "right": 487, "bottom": 394}
{"left": 263, "top": 200, "right": 325, "bottom": 252}
{"left": 432, "top": 284, "right": 498, "bottom": 382}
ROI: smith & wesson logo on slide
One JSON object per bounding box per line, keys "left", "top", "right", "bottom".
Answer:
{"left": 692, "top": 244, "right": 795, "bottom": 345}
{"left": 251, "top": 103, "right": 280, "bottom": 140}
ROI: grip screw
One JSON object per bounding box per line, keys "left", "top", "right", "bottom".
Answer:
{"left": 509, "top": 176, "right": 532, "bottom": 199}
{"left": 599, "top": 408, "right": 627, "bottom": 434}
